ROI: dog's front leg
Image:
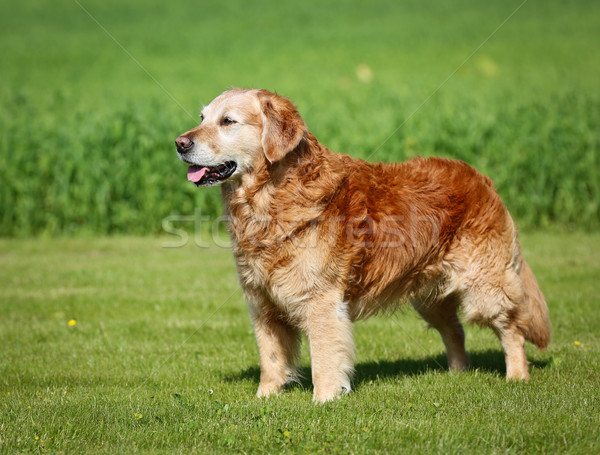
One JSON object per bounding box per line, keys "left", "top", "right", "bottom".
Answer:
{"left": 251, "top": 308, "right": 300, "bottom": 398}
{"left": 306, "top": 296, "right": 355, "bottom": 403}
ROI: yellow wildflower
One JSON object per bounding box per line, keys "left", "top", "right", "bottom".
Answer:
{"left": 68, "top": 319, "right": 76, "bottom": 327}
{"left": 574, "top": 341, "right": 581, "bottom": 346}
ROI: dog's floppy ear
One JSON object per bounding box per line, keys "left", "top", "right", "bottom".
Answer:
{"left": 257, "top": 90, "right": 307, "bottom": 163}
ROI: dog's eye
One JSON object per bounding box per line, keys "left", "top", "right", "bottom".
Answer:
{"left": 221, "top": 116, "right": 236, "bottom": 126}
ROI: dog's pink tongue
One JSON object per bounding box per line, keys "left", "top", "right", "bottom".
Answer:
{"left": 187, "top": 165, "right": 209, "bottom": 182}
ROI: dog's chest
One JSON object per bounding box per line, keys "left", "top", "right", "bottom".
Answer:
{"left": 225, "top": 182, "right": 345, "bottom": 305}
{"left": 231, "top": 230, "right": 336, "bottom": 306}
{"left": 232, "top": 245, "right": 273, "bottom": 290}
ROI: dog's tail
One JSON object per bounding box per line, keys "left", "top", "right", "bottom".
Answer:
{"left": 519, "top": 257, "right": 551, "bottom": 350}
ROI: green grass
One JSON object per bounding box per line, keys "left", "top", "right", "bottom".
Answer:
{"left": 0, "top": 0, "right": 599, "bottom": 235}
{"left": 1, "top": 233, "right": 599, "bottom": 453}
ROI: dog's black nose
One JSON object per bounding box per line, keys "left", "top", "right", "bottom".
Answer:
{"left": 175, "top": 135, "right": 194, "bottom": 153}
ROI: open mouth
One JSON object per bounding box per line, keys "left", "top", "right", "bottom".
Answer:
{"left": 187, "top": 161, "right": 237, "bottom": 186}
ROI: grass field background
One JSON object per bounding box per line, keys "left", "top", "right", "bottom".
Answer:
{"left": 1, "top": 234, "right": 599, "bottom": 453}
{"left": 0, "top": 0, "right": 599, "bottom": 235}
{"left": 1, "top": 0, "right": 600, "bottom": 453}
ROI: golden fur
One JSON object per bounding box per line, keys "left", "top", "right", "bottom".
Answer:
{"left": 176, "top": 89, "right": 551, "bottom": 402}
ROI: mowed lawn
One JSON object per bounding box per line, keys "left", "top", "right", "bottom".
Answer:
{"left": 1, "top": 233, "right": 599, "bottom": 453}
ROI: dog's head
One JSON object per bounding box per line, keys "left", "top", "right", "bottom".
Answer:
{"left": 175, "top": 89, "right": 307, "bottom": 187}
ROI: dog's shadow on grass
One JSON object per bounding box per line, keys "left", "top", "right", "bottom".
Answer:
{"left": 226, "top": 350, "right": 549, "bottom": 391}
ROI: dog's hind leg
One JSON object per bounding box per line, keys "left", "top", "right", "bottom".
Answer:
{"left": 460, "top": 270, "right": 531, "bottom": 380}
{"left": 412, "top": 293, "right": 470, "bottom": 371}
{"left": 493, "top": 322, "right": 529, "bottom": 380}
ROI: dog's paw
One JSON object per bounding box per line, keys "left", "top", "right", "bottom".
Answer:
{"left": 506, "top": 369, "right": 530, "bottom": 381}
{"left": 312, "top": 384, "right": 351, "bottom": 403}
{"left": 256, "top": 382, "right": 283, "bottom": 398}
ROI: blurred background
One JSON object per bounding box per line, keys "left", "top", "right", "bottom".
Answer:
{"left": 1, "top": 0, "right": 598, "bottom": 236}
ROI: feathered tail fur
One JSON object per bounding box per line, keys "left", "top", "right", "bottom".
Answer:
{"left": 520, "top": 257, "right": 551, "bottom": 350}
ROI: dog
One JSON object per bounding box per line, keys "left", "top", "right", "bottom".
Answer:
{"left": 175, "top": 89, "right": 550, "bottom": 402}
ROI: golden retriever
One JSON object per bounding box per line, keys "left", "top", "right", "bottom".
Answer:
{"left": 175, "top": 89, "right": 550, "bottom": 402}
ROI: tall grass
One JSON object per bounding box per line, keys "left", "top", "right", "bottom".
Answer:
{"left": 1, "top": 0, "right": 598, "bottom": 235}
{"left": 0, "top": 89, "right": 597, "bottom": 236}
